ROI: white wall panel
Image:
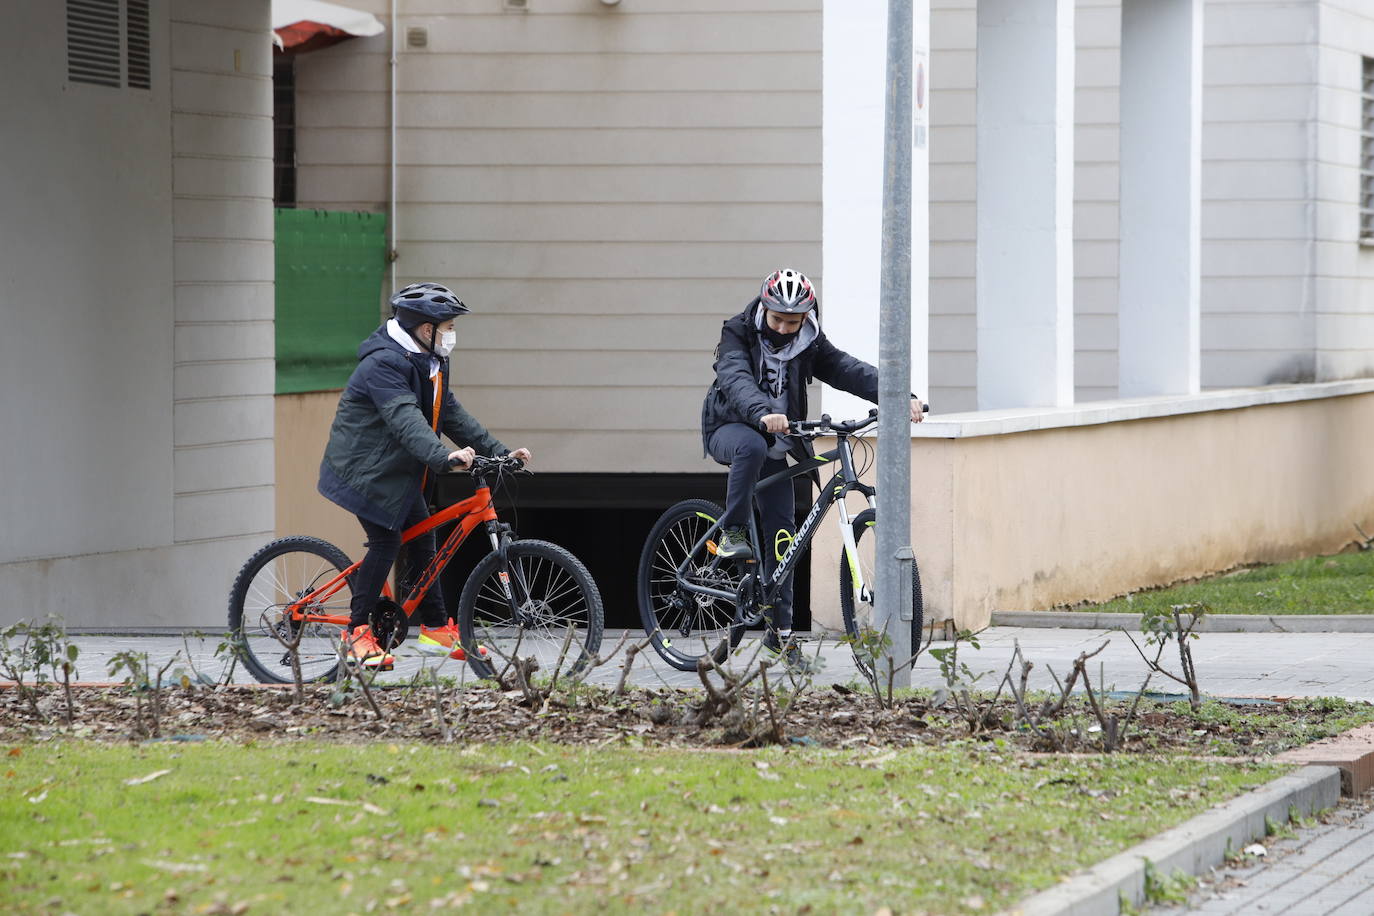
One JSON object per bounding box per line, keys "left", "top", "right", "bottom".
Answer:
{"left": 0, "top": 1, "right": 174, "bottom": 564}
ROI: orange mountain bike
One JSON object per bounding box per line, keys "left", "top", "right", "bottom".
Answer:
{"left": 227, "top": 455, "right": 604, "bottom": 684}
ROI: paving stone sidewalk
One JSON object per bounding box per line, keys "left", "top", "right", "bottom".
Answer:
{"left": 1150, "top": 790, "right": 1374, "bottom": 916}
{"left": 55, "top": 625, "right": 1374, "bottom": 701}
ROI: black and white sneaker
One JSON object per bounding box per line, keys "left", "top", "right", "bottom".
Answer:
{"left": 715, "top": 526, "right": 754, "bottom": 561}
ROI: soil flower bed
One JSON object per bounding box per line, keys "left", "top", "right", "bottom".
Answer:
{"left": 2, "top": 682, "right": 1370, "bottom": 755}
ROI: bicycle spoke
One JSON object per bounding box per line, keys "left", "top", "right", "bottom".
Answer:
{"left": 230, "top": 539, "right": 352, "bottom": 684}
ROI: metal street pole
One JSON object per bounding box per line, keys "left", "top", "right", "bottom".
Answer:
{"left": 876, "top": 0, "right": 914, "bottom": 688}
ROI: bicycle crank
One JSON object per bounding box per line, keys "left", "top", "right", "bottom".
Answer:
{"left": 369, "top": 598, "right": 409, "bottom": 651}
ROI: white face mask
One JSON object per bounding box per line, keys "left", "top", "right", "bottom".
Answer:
{"left": 435, "top": 328, "right": 456, "bottom": 358}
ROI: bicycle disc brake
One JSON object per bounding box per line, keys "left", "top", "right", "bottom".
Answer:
{"left": 369, "top": 598, "right": 409, "bottom": 650}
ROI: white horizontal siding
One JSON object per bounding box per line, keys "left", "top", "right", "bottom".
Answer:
{"left": 1314, "top": 0, "right": 1374, "bottom": 392}
{"left": 300, "top": 90, "right": 819, "bottom": 130}
{"left": 300, "top": 127, "right": 820, "bottom": 167}
{"left": 171, "top": 0, "right": 275, "bottom": 542}
{"left": 929, "top": 0, "right": 1355, "bottom": 398}
{"left": 295, "top": 1, "right": 821, "bottom": 473}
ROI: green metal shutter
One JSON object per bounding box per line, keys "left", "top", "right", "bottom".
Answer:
{"left": 275, "top": 209, "right": 389, "bottom": 394}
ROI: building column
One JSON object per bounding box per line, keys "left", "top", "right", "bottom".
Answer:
{"left": 976, "top": 0, "right": 1075, "bottom": 409}
{"left": 822, "top": 0, "right": 930, "bottom": 418}
{"left": 1118, "top": 0, "right": 1202, "bottom": 397}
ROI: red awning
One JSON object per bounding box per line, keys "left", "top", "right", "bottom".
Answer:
{"left": 273, "top": 0, "right": 384, "bottom": 54}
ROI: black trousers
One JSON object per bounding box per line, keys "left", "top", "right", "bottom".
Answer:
{"left": 348, "top": 489, "right": 447, "bottom": 630}
{"left": 707, "top": 422, "right": 796, "bottom": 631}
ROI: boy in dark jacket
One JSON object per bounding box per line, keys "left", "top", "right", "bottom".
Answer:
{"left": 319, "top": 282, "right": 531, "bottom": 670}
{"left": 700, "top": 268, "right": 925, "bottom": 665}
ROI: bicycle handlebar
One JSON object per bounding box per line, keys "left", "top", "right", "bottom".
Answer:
{"left": 788, "top": 413, "right": 874, "bottom": 436}
{"left": 452, "top": 453, "right": 527, "bottom": 477}
{"left": 786, "top": 403, "right": 930, "bottom": 437}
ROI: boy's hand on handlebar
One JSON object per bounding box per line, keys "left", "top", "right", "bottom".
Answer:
{"left": 910, "top": 399, "right": 927, "bottom": 423}
{"left": 759, "top": 413, "right": 789, "bottom": 434}
{"left": 447, "top": 447, "right": 476, "bottom": 470}
{"left": 508, "top": 447, "right": 533, "bottom": 463}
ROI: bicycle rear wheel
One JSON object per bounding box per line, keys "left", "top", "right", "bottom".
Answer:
{"left": 636, "top": 499, "right": 745, "bottom": 672}
{"left": 457, "top": 539, "right": 604, "bottom": 682}
{"left": 838, "top": 509, "right": 924, "bottom": 681}
{"left": 227, "top": 536, "right": 350, "bottom": 684}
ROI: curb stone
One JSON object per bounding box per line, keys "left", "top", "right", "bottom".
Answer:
{"left": 989, "top": 612, "right": 1374, "bottom": 633}
{"left": 999, "top": 765, "right": 1342, "bottom": 916}
{"left": 1275, "top": 723, "right": 1374, "bottom": 796}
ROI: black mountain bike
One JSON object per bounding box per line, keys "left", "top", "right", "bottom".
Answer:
{"left": 636, "top": 410, "right": 922, "bottom": 674}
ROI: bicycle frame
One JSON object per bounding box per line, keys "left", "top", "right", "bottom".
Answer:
{"left": 283, "top": 480, "right": 508, "bottom": 627}
{"left": 672, "top": 433, "right": 878, "bottom": 619}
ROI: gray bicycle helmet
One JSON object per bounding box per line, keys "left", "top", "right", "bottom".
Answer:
{"left": 389, "top": 282, "right": 471, "bottom": 328}
{"left": 759, "top": 268, "right": 818, "bottom": 314}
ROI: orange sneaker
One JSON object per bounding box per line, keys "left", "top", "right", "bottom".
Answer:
{"left": 416, "top": 620, "right": 487, "bottom": 662}
{"left": 340, "top": 625, "right": 395, "bottom": 671}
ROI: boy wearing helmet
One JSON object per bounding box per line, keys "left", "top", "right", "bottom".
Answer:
{"left": 319, "top": 282, "right": 532, "bottom": 670}
{"left": 700, "top": 269, "right": 925, "bottom": 666}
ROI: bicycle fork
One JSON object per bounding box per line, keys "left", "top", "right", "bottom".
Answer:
{"left": 836, "top": 494, "right": 879, "bottom": 605}
{"left": 486, "top": 522, "right": 531, "bottom": 621}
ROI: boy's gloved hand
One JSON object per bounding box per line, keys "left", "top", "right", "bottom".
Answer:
{"left": 759, "top": 413, "right": 789, "bottom": 434}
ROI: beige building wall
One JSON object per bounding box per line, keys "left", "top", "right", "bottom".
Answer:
{"left": 276, "top": 392, "right": 368, "bottom": 562}
{"left": 811, "top": 388, "right": 1374, "bottom": 632}
{"left": 287, "top": 0, "right": 822, "bottom": 474}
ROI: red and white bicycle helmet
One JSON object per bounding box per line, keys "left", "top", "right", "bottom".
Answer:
{"left": 759, "top": 268, "right": 818, "bottom": 314}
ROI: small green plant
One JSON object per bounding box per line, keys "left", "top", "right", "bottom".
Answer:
{"left": 107, "top": 650, "right": 180, "bottom": 738}
{"left": 930, "top": 628, "right": 984, "bottom": 690}
{"left": 175, "top": 630, "right": 234, "bottom": 688}
{"left": 1120, "top": 603, "right": 1207, "bottom": 710}
{"left": 928, "top": 629, "right": 992, "bottom": 730}
{"left": 842, "top": 626, "right": 891, "bottom": 703}
{"left": 1142, "top": 859, "right": 1197, "bottom": 906}
{"left": 0, "top": 616, "right": 80, "bottom": 725}
{"left": 1263, "top": 813, "right": 1295, "bottom": 839}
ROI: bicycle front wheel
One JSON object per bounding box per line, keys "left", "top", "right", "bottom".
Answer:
{"left": 457, "top": 540, "right": 604, "bottom": 682}
{"left": 227, "top": 536, "right": 350, "bottom": 684}
{"left": 838, "top": 509, "right": 924, "bottom": 681}
{"left": 636, "top": 499, "right": 744, "bottom": 672}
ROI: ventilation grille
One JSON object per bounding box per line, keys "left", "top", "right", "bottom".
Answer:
{"left": 1362, "top": 57, "right": 1374, "bottom": 242}
{"left": 66, "top": 0, "right": 152, "bottom": 91}
{"left": 126, "top": 0, "right": 150, "bottom": 89}
{"left": 67, "top": 0, "right": 121, "bottom": 88}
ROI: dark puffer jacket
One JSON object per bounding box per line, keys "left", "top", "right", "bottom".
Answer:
{"left": 700, "top": 301, "right": 879, "bottom": 456}
{"left": 318, "top": 326, "right": 506, "bottom": 529}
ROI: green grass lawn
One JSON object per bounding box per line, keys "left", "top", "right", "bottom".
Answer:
{"left": 1080, "top": 548, "right": 1374, "bottom": 615}
{"left": 2, "top": 740, "right": 1285, "bottom": 915}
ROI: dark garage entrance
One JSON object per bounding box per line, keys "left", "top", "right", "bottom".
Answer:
{"left": 431, "top": 473, "right": 813, "bottom": 632}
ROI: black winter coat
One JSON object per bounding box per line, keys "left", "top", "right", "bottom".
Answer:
{"left": 318, "top": 326, "right": 506, "bottom": 529}
{"left": 700, "top": 301, "right": 880, "bottom": 456}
